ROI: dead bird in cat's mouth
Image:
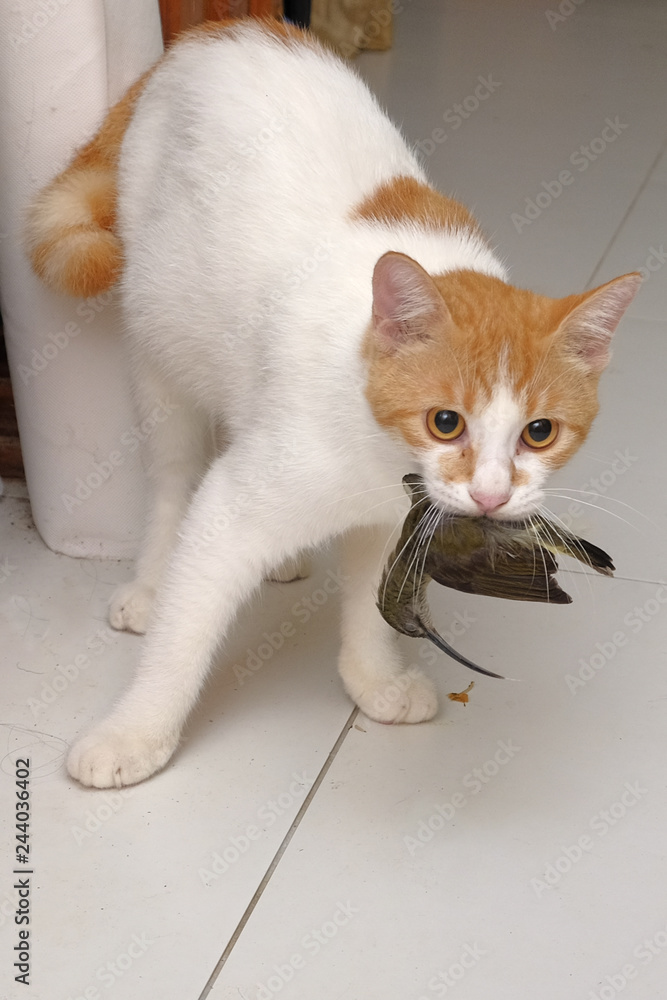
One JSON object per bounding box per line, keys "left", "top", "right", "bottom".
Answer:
{"left": 377, "top": 474, "right": 615, "bottom": 680}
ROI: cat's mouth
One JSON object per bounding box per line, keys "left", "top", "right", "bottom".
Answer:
{"left": 408, "top": 475, "right": 536, "bottom": 529}
{"left": 426, "top": 490, "right": 537, "bottom": 525}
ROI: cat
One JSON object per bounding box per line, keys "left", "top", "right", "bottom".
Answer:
{"left": 26, "top": 18, "right": 639, "bottom": 788}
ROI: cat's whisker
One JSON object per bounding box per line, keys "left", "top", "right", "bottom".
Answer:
{"left": 361, "top": 499, "right": 416, "bottom": 525}
{"left": 536, "top": 505, "right": 595, "bottom": 602}
{"left": 344, "top": 491, "right": 414, "bottom": 521}
{"left": 527, "top": 512, "right": 553, "bottom": 603}
{"left": 384, "top": 501, "right": 433, "bottom": 608}
{"left": 576, "top": 449, "right": 631, "bottom": 464}
{"left": 542, "top": 503, "right": 604, "bottom": 605}
{"left": 321, "top": 481, "right": 409, "bottom": 508}
{"left": 526, "top": 514, "right": 541, "bottom": 589}
{"left": 410, "top": 504, "right": 441, "bottom": 604}
{"left": 537, "top": 504, "right": 594, "bottom": 568}
{"left": 539, "top": 504, "right": 592, "bottom": 566}
{"left": 542, "top": 488, "right": 653, "bottom": 525}
{"left": 541, "top": 493, "right": 639, "bottom": 531}
{"left": 380, "top": 498, "right": 432, "bottom": 608}
{"left": 414, "top": 507, "right": 441, "bottom": 603}
{"left": 396, "top": 502, "right": 438, "bottom": 604}
{"left": 376, "top": 490, "right": 431, "bottom": 574}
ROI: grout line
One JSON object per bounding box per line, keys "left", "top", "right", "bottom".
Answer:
{"left": 586, "top": 135, "right": 667, "bottom": 289}
{"left": 197, "top": 705, "right": 359, "bottom": 999}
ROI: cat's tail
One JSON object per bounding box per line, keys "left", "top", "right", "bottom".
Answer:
{"left": 25, "top": 72, "right": 151, "bottom": 298}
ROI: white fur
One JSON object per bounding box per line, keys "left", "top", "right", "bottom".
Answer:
{"left": 68, "top": 24, "right": 517, "bottom": 787}
{"left": 422, "top": 385, "right": 550, "bottom": 519}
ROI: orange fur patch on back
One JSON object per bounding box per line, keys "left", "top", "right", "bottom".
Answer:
{"left": 183, "top": 17, "right": 319, "bottom": 49}
{"left": 352, "top": 176, "right": 481, "bottom": 236}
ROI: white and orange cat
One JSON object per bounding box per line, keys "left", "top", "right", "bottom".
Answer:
{"left": 27, "top": 19, "right": 639, "bottom": 787}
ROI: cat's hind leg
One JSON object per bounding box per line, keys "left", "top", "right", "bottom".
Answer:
{"left": 109, "top": 365, "right": 212, "bottom": 634}
{"left": 337, "top": 523, "right": 438, "bottom": 724}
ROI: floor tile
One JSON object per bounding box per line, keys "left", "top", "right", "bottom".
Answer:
{"left": 0, "top": 495, "right": 354, "bottom": 999}
{"left": 358, "top": 0, "right": 667, "bottom": 295}
{"left": 207, "top": 575, "right": 667, "bottom": 1000}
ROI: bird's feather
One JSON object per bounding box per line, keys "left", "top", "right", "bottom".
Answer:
{"left": 376, "top": 474, "right": 615, "bottom": 679}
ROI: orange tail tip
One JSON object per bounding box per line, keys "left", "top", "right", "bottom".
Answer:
{"left": 25, "top": 166, "right": 122, "bottom": 298}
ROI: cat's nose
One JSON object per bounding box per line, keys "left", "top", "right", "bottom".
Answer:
{"left": 469, "top": 489, "right": 511, "bottom": 513}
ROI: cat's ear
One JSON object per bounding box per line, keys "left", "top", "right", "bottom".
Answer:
{"left": 371, "top": 252, "right": 450, "bottom": 352}
{"left": 556, "top": 272, "right": 641, "bottom": 374}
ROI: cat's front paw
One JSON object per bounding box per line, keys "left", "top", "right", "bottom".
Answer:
{"left": 67, "top": 723, "right": 178, "bottom": 788}
{"left": 109, "top": 580, "right": 155, "bottom": 634}
{"left": 345, "top": 665, "right": 439, "bottom": 724}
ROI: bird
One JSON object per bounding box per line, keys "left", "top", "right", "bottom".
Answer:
{"left": 377, "top": 474, "right": 614, "bottom": 679}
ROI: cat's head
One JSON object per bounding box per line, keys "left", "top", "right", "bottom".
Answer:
{"left": 364, "top": 252, "right": 640, "bottom": 520}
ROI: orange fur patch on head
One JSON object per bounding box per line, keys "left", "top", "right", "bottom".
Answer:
{"left": 352, "top": 176, "right": 481, "bottom": 236}
{"left": 364, "top": 267, "right": 608, "bottom": 477}
{"left": 441, "top": 444, "right": 476, "bottom": 484}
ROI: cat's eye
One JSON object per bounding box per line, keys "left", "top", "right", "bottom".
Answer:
{"left": 427, "top": 408, "right": 466, "bottom": 441}
{"left": 521, "top": 419, "right": 559, "bottom": 449}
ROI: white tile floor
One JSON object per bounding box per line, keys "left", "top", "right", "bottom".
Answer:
{"left": 2, "top": 1, "right": 667, "bottom": 997}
